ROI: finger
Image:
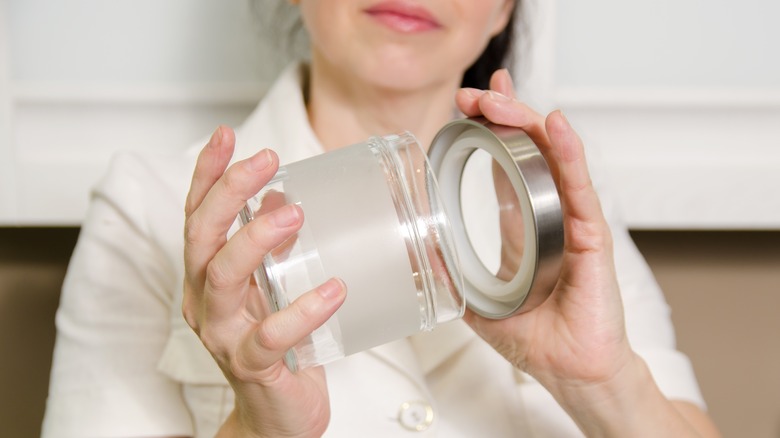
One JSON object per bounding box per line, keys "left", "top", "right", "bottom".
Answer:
{"left": 489, "top": 69, "right": 516, "bottom": 98}
{"left": 477, "top": 91, "right": 547, "bottom": 140}
{"left": 255, "top": 189, "right": 288, "bottom": 216}
{"left": 456, "top": 69, "right": 516, "bottom": 117}
{"left": 204, "top": 203, "right": 304, "bottom": 321}
{"left": 184, "top": 149, "right": 279, "bottom": 275}
{"left": 455, "top": 87, "right": 486, "bottom": 117}
{"left": 238, "top": 278, "right": 347, "bottom": 372}
{"left": 545, "top": 111, "right": 609, "bottom": 249}
{"left": 459, "top": 88, "right": 549, "bottom": 146}
{"left": 477, "top": 91, "right": 562, "bottom": 179}
{"left": 185, "top": 126, "right": 235, "bottom": 218}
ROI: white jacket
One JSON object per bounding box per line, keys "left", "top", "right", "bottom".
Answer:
{"left": 42, "top": 64, "right": 704, "bottom": 437}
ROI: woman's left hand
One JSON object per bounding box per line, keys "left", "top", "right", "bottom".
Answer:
{"left": 455, "top": 69, "right": 632, "bottom": 393}
{"left": 454, "top": 70, "right": 719, "bottom": 437}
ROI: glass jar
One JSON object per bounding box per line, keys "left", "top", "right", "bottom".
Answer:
{"left": 239, "top": 118, "right": 563, "bottom": 371}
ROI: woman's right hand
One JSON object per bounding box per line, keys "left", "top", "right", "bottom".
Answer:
{"left": 182, "top": 126, "right": 347, "bottom": 438}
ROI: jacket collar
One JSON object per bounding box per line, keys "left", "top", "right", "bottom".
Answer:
{"left": 232, "top": 63, "right": 323, "bottom": 166}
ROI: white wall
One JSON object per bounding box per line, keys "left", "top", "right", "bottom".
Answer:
{"left": 550, "top": 0, "right": 780, "bottom": 229}
{"left": 2, "top": 0, "right": 279, "bottom": 225}
{"left": 2, "top": 0, "right": 779, "bottom": 227}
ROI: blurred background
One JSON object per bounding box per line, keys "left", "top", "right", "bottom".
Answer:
{"left": 1, "top": 0, "right": 778, "bottom": 436}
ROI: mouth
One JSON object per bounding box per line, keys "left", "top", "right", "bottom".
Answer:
{"left": 364, "top": 1, "right": 442, "bottom": 33}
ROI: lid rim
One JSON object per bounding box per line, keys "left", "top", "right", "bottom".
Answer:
{"left": 427, "top": 117, "right": 564, "bottom": 319}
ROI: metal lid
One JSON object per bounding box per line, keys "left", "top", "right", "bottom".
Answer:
{"left": 427, "top": 117, "right": 563, "bottom": 319}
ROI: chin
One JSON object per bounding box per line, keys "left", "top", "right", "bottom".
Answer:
{"left": 357, "top": 60, "right": 452, "bottom": 93}
{"left": 368, "top": 72, "right": 431, "bottom": 92}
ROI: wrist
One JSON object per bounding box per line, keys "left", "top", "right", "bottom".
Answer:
{"left": 216, "top": 409, "right": 265, "bottom": 438}
{"left": 218, "top": 382, "right": 330, "bottom": 438}
{"left": 547, "top": 353, "right": 698, "bottom": 437}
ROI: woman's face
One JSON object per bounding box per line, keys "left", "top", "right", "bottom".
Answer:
{"left": 298, "top": 0, "right": 514, "bottom": 92}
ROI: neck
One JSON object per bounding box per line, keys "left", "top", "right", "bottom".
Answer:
{"left": 305, "top": 55, "right": 460, "bottom": 152}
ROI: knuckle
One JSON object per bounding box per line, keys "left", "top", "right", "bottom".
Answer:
{"left": 205, "top": 259, "right": 232, "bottom": 291}
{"left": 181, "top": 298, "right": 200, "bottom": 334}
{"left": 292, "top": 296, "right": 318, "bottom": 322}
{"left": 255, "top": 321, "right": 284, "bottom": 352}
{"left": 245, "top": 217, "right": 276, "bottom": 249}
{"left": 198, "top": 325, "right": 223, "bottom": 355}
{"left": 184, "top": 215, "right": 206, "bottom": 247}
{"left": 229, "top": 358, "right": 256, "bottom": 382}
{"left": 570, "top": 218, "right": 613, "bottom": 252}
{"left": 220, "top": 164, "right": 246, "bottom": 198}
{"left": 184, "top": 195, "right": 199, "bottom": 218}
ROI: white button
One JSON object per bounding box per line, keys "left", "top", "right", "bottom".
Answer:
{"left": 397, "top": 400, "right": 434, "bottom": 431}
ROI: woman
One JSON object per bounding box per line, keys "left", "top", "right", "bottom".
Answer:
{"left": 44, "top": 0, "right": 720, "bottom": 436}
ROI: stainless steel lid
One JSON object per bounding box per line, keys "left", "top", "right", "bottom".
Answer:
{"left": 427, "top": 117, "right": 564, "bottom": 319}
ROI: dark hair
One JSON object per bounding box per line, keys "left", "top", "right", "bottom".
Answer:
{"left": 461, "top": 2, "right": 519, "bottom": 90}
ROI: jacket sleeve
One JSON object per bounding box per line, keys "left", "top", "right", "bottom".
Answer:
{"left": 598, "top": 181, "right": 706, "bottom": 409}
{"left": 41, "top": 152, "right": 195, "bottom": 437}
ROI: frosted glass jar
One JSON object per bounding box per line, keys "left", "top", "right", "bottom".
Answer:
{"left": 239, "top": 118, "right": 563, "bottom": 371}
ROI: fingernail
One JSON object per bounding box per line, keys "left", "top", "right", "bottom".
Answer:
{"left": 556, "top": 110, "right": 571, "bottom": 128}
{"left": 318, "top": 278, "right": 345, "bottom": 300}
{"left": 463, "top": 88, "right": 485, "bottom": 98}
{"left": 486, "top": 90, "right": 511, "bottom": 101}
{"left": 249, "top": 149, "right": 273, "bottom": 172}
{"left": 270, "top": 204, "right": 300, "bottom": 227}
{"left": 500, "top": 68, "right": 514, "bottom": 84}
{"left": 209, "top": 126, "right": 223, "bottom": 148}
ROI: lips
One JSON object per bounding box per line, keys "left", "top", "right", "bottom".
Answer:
{"left": 364, "top": 1, "right": 442, "bottom": 33}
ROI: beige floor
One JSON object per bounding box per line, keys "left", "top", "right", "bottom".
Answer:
{"left": 0, "top": 228, "right": 778, "bottom": 437}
